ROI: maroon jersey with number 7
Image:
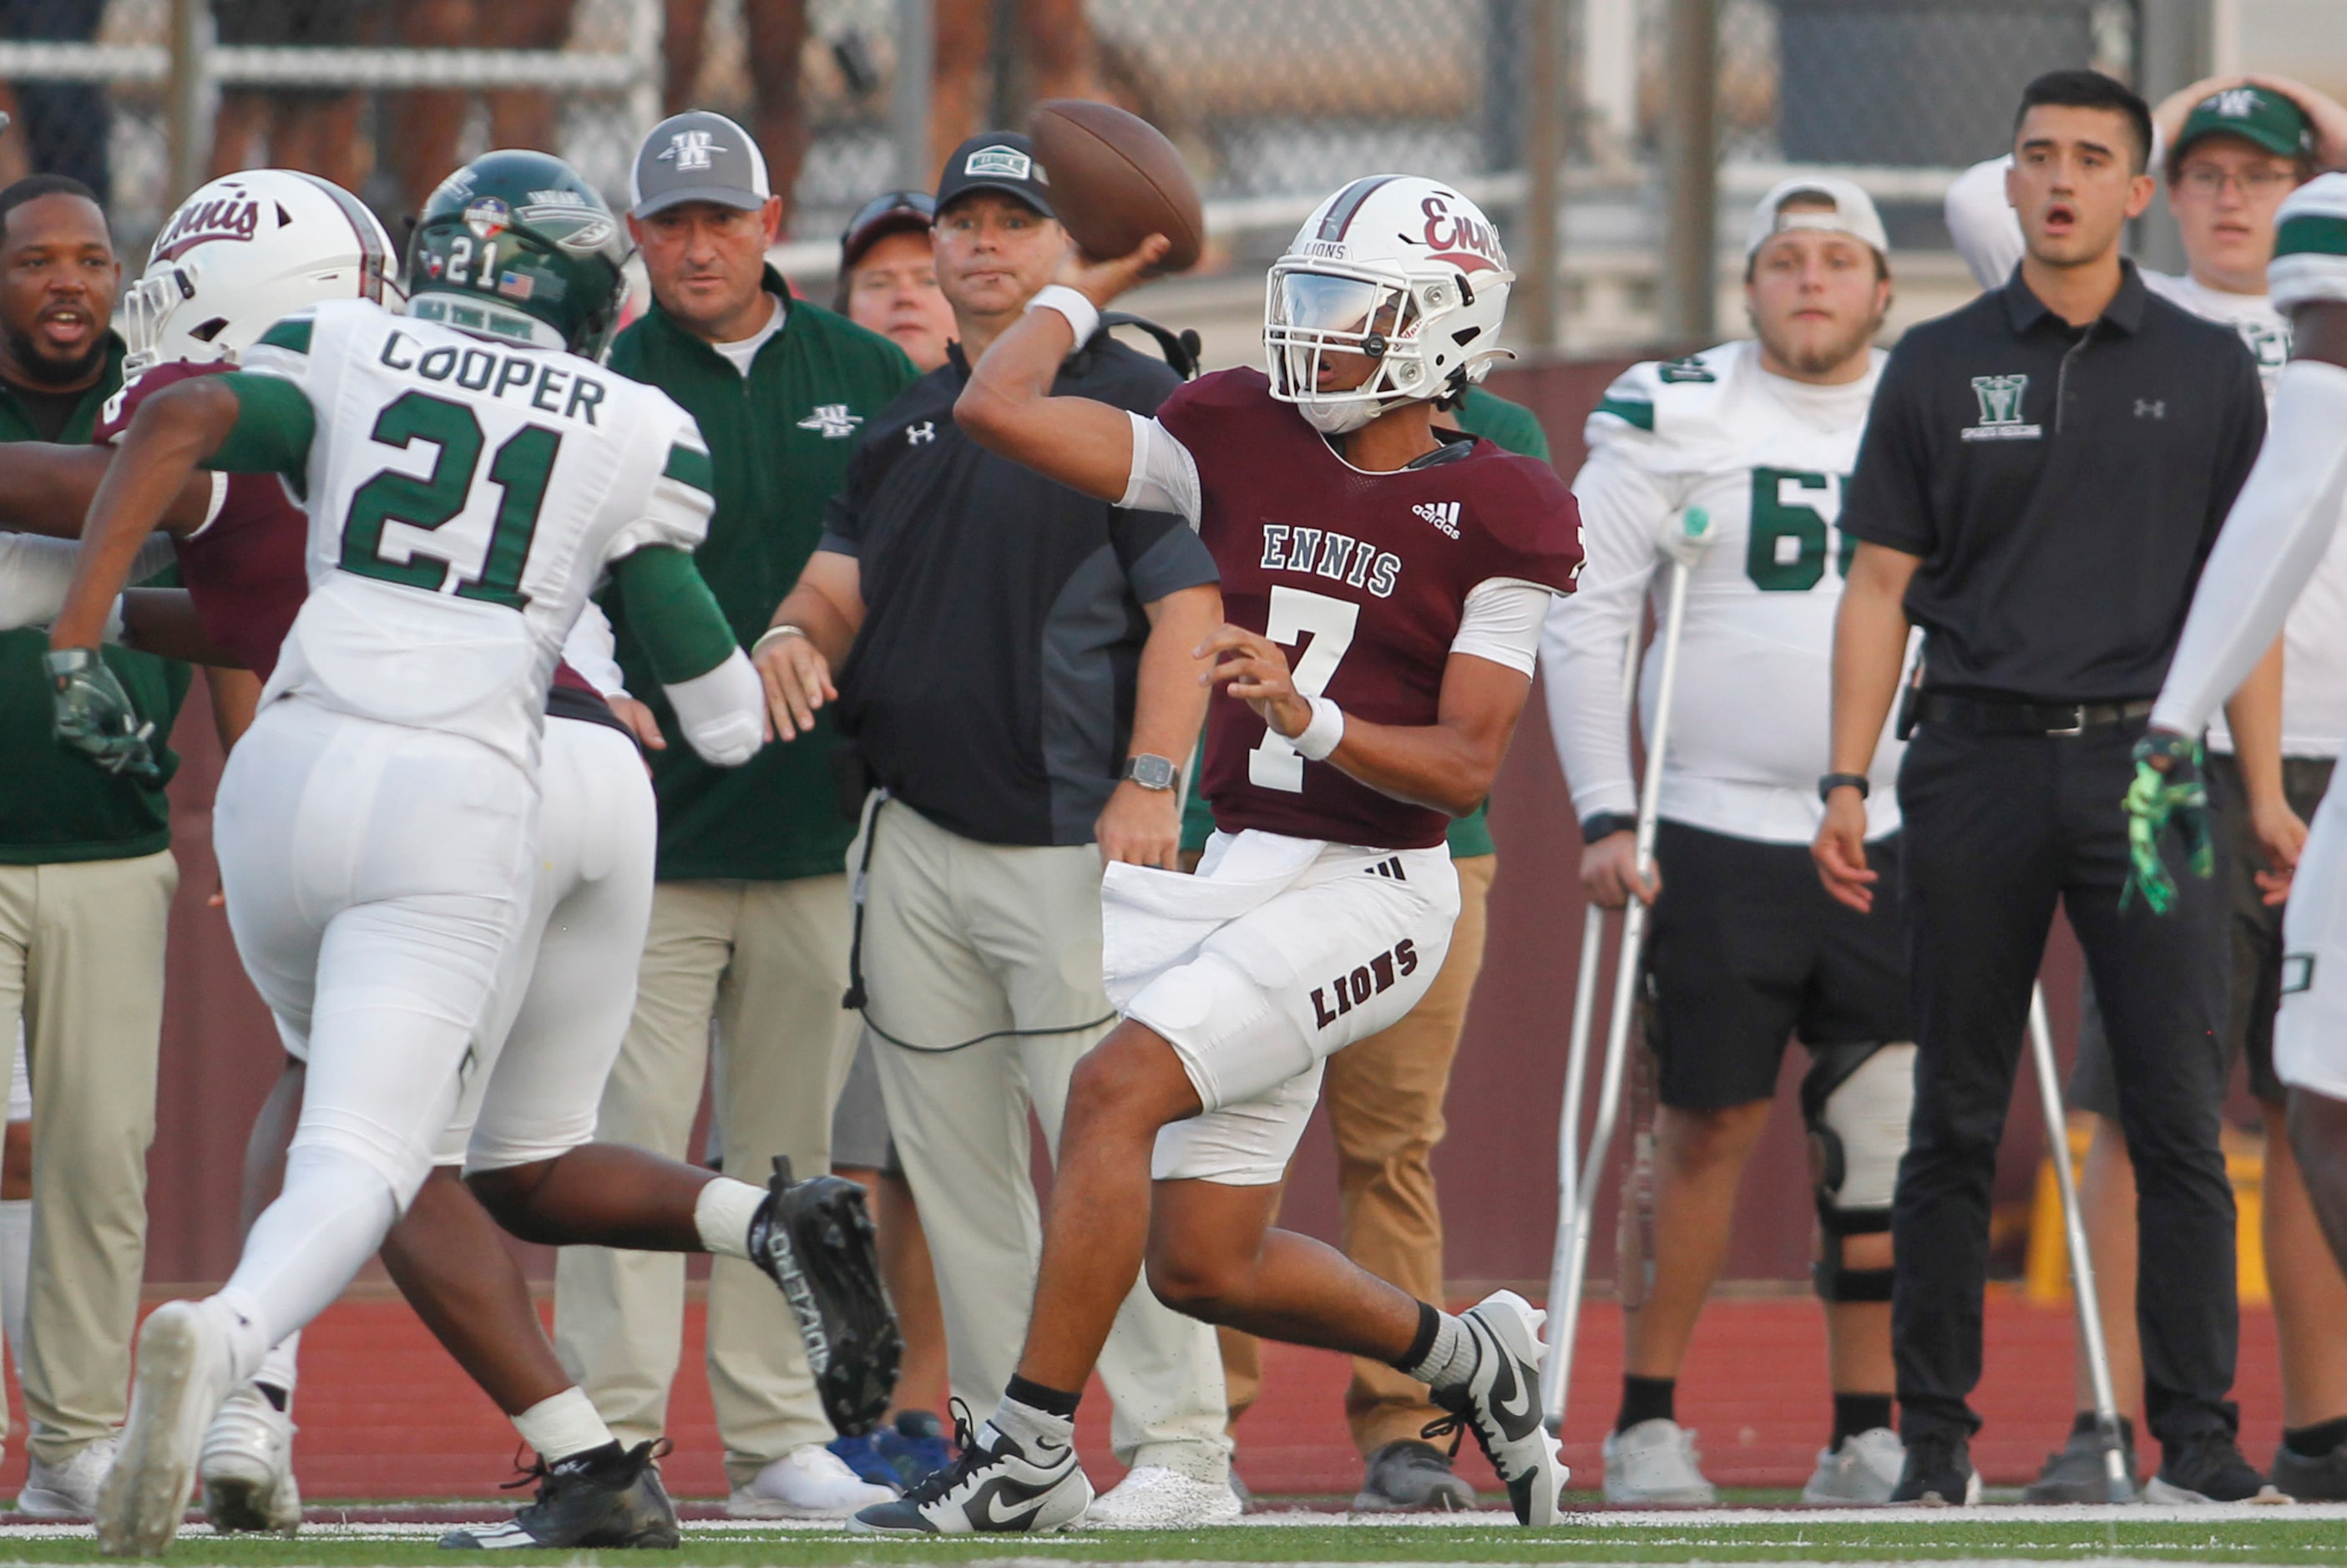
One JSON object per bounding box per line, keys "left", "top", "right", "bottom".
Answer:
{"left": 1157, "top": 367, "right": 1582, "bottom": 850}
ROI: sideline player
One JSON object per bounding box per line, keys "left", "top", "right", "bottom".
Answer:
{"left": 759, "top": 174, "right": 1583, "bottom": 1531}
{"left": 2132, "top": 168, "right": 2347, "bottom": 1502}
{"left": 31, "top": 152, "right": 842, "bottom": 1558}
{"left": 1946, "top": 77, "right": 2347, "bottom": 1499}
{"left": 1544, "top": 180, "right": 1912, "bottom": 1505}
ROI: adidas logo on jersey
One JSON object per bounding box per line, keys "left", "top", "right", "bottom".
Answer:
{"left": 1412, "top": 501, "right": 1460, "bottom": 539}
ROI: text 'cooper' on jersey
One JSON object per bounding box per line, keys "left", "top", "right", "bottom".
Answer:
{"left": 240, "top": 298, "right": 713, "bottom": 766}
{"left": 1161, "top": 367, "right": 1582, "bottom": 851}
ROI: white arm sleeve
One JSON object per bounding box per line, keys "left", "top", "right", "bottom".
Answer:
{"left": 1450, "top": 579, "right": 1555, "bottom": 675}
{"left": 2152, "top": 358, "right": 2347, "bottom": 737}
{"left": 0, "top": 532, "right": 175, "bottom": 632}
{"left": 561, "top": 599, "right": 631, "bottom": 700}
{"left": 1538, "top": 446, "right": 1676, "bottom": 822}
{"left": 1945, "top": 156, "right": 2026, "bottom": 292}
{"left": 1119, "top": 412, "right": 1203, "bottom": 527}
{"left": 664, "top": 646, "right": 765, "bottom": 767}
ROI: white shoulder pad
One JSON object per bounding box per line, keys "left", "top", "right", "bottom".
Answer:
{"left": 2272, "top": 174, "right": 2347, "bottom": 313}
{"left": 607, "top": 401, "right": 716, "bottom": 563}
{"left": 1581, "top": 341, "right": 1741, "bottom": 471}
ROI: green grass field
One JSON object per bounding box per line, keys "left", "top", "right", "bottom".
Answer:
{"left": 0, "top": 1510, "right": 2341, "bottom": 1565}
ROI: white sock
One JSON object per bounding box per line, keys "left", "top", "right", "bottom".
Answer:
{"left": 0, "top": 1196, "right": 28, "bottom": 1383}
{"left": 988, "top": 1393, "right": 1075, "bottom": 1457}
{"left": 512, "top": 1386, "right": 615, "bottom": 1465}
{"left": 1404, "top": 1311, "right": 1478, "bottom": 1393}
{"left": 208, "top": 1289, "right": 275, "bottom": 1387}
{"left": 255, "top": 1331, "right": 301, "bottom": 1414}
{"left": 692, "top": 1177, "right": 765, "bottom": 1260}
{"left": 219, "top": 1144, "right": 401, "bottom": 1378}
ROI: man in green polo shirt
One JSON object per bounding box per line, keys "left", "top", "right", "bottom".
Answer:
{"left": 550, "top": 112, "right": 918, "bottom": 1521}
{"left": 1204, "top": 385, "right": 1545, "bottom": 1510}
{"left": 0, "top": 175, "right": 187, "bottom": 1518}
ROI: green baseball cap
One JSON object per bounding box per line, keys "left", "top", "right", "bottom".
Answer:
{"left": 2172, "top": 85, "right": 2312, "bottom": 169}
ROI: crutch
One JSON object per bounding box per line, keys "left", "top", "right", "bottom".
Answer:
{"left": 1543, "top": 505, "right": 1714, "bottom": 1434}
{"left": 2026, "top": 981, "right": 2135, "bottom": 1502}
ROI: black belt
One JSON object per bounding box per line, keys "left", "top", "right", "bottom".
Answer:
{"left": 1917, "top": 694, "right": 2157, "bottom": 736}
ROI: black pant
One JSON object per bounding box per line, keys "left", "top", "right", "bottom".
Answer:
{"left": 1893, "top": 716, "right": 2237, "bottom": 1447}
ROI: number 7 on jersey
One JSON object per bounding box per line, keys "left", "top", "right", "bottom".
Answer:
{"left": 1248, "top": 584, "right": 1358, "bottom": 792}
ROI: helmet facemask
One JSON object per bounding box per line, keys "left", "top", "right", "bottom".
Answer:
{"left": 1264, "top": 260, "right": 1484, "bottom": 434}
{"left": 119, "top": 264, "right": 214, "bottom": 377}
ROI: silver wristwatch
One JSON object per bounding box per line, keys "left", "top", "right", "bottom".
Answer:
{"left": 1121, "top": 753, "right": 1178, "bottom": 792}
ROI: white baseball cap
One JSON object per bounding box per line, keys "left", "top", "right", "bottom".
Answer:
{"left": 1744, "top": 175, "right": 1889, "bottom": 261}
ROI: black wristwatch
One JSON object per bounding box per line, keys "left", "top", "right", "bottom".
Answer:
{"left": 1818, "top": 771, "right": 1870, "bottom": 802}
{"left": 1121, "top": 753, "right": 1178, "bottom": 792}
{"left": 1580, "top": 811, "right": 1637, "bottom": 845}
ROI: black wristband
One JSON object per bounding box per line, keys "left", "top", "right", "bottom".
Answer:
{"left": 1580, "top": 811, "right": 1637, "bottom": 844}
{"left": 1818, "top": 771, "right": 1870, "bottom": 802}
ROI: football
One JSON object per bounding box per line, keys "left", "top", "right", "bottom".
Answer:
{"left": 1028, "top": 99, "right": 1205, "bottom": 273}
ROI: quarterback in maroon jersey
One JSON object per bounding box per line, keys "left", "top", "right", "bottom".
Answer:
{"left": 807, "top": 175, "right": 1581, "bottom": 1533}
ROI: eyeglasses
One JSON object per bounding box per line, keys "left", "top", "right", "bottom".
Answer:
{"left": 2175, "top": 164, "right": 2296, "bottom": 198}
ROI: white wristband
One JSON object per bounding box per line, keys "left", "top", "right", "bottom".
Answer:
{"left": 1292, "top": 695, "right": 1345, "bottom": 761}
{"left": 1025, "top": 284, "right": 1100, "bottom": 346}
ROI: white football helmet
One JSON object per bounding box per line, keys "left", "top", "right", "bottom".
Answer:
{"left": 1264, "top": 175, "right": 1515, "bottom": 435}
{"left": 121, "top": 169, "right": 402, "bottom": 376}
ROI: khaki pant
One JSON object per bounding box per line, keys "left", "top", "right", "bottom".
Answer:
{"left": 860, "top": 801, "right": 1232, "bottom": 1480}
{"left": 552, "top": 875, "right": 857, "bottom": 1484}
{"left": 0, "top": 850, "right": 175, "bottom": 1465}
{"left": 1219, "top": 852, "right": 1494, "bottom": 1456}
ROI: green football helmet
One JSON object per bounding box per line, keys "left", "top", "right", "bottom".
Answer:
{"left": 406, "top": 149, "right": 632, "bottom": 359}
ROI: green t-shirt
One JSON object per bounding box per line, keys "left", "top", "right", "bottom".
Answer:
{"left": 0, "top": 336, "right": 190, "bottom": 865}
{"left": 1176, "top": 384, "right": 1550, "bottom": 860}
{"left": 603, "top": 276, "right": 918, "bottom": 882}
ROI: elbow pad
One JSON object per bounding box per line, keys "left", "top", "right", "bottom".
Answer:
{"left": 664, "top": 647, "right": 764, "bottom": 767}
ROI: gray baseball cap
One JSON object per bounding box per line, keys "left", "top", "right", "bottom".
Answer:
{"left": 631, "top": 110, "right": 771, "bottom": 218}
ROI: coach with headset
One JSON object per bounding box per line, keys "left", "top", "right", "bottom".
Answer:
{"left": 756, "top": 131, "right": 1237, "bottom": 1528}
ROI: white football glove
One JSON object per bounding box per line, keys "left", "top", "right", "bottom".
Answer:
{"left": 664, "top": 646, "right": 765, "bottom": 766}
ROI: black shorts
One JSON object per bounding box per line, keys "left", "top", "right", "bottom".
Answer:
{"left": 1645, "top": 819, "right": 1911, "bottom": 1110}
{"left": 2071, "top": 752, "right": 2334, "bottom": 1115}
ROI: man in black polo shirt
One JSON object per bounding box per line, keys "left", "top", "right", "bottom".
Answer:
{"left": 1814, "top": 71, "right": 2271, "bottom": 1505}
{"left": 756, "top": 134, "right": 1237, "bottom": 1526}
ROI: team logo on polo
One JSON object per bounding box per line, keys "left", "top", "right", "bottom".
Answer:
{"left": 1961, "top": 373, "right": 2040, "bottom": 442}
{"left": 661, "top": 130, "right": 717, "bottom": 172}
{"left": 797, "top": 404, "right": 864, "bottom": 439}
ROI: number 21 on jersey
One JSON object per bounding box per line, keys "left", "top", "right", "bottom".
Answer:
{"left": 1249, "top": 584, "right": 1357, "bottom": 792}
{"left": 340, "top": 389, "right": 559, "bottom": 609}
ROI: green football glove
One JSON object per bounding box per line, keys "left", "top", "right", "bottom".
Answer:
{"left": 44, "top": 646, "right": 160, "bottom": 785}
{"left": 2121, "top": 730, "right": 2213, "bottom": 915}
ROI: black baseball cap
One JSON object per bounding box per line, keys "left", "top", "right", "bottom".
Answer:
{"left": 841, "top": 190, "right": 936, "bottom": 270}
{"left": 934, "top": 132, "right": 1054, "bottom": 219}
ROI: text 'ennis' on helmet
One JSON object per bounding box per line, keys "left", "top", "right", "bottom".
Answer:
{"left": 1264, "top": 175, "right": 1515, "bottom": 436}
{"left": 407, "top": 150, "right": 632, "bottom": 361}
{"left": 122, "top": 170, "right": 402, "bottom": 377}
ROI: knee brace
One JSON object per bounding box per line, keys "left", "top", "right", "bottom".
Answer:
{"left": 1801, "top": 1041, "right": 1917, "bottom": 1303}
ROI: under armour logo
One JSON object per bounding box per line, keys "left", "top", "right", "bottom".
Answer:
{"left": 908, "top": 422, "right": 936, "bottom": 445}
{"left": 796, "top": 403, "right": 864, "bottom": 439}
{"left": 661, "top": 130, "right": 717, "bottom": 171}
{"left": 1411, "top": 500, "right": 1460, "bottom": 539}
{"left": 2136, "top": 399, "right": 2166, "bottom": 419}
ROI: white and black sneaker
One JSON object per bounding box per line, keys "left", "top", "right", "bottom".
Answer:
{"left": 438, "top": 1440, "right": 680, "bottom": 1550}
{"left": 1422, "top": 1291, "right": 1570, "bottom": 1526}
{"left": 851, "top": 1402, "right": 1091, "bottom": 1535}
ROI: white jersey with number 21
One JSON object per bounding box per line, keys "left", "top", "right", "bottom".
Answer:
{"left": 241, "top": 297, "right": 713, "bottom": 770}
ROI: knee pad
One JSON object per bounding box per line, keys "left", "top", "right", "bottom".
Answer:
{"left": 1802, "top": 1041, "right": 1917, "bottom": 1303}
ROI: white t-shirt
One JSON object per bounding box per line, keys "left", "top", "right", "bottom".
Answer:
{"left": 1540, "top": 340, "right": 1907, "bottom": 845}
{"left": 710, "top": 293, "right": 787, "bottom": 377}
{"left": 1943, "top": 156, "right": 2347, "bottom": 759}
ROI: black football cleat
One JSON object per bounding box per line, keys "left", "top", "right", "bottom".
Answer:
{"left": 439, "top": 1440, "right": 681, "bottom": 1550}
{"left": 749, "top": 1156, "right": 903, "bottom": 1435}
